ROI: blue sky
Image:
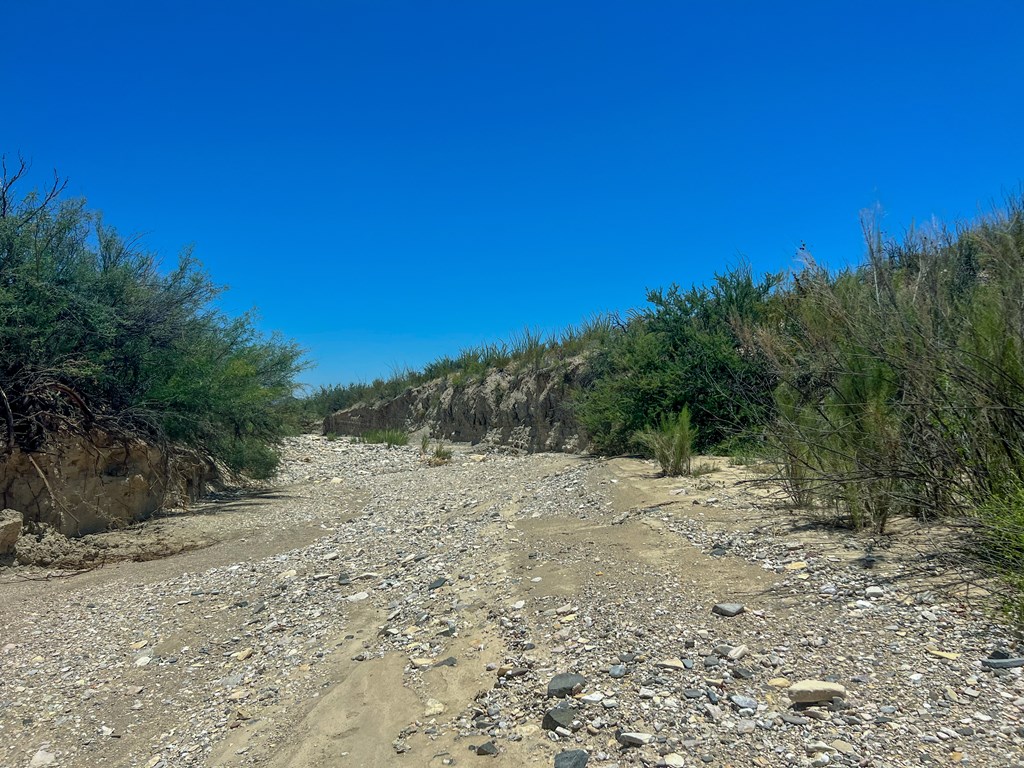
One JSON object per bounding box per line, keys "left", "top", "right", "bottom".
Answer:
{"left": 6, "top": 1, "right": 1023, "bottom": 387}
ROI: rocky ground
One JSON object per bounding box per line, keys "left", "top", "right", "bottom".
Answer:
{"left": 1, "top": 435, "right": 1023, "bottom": 768}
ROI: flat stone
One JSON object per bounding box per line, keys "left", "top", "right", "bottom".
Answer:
{"left": 789, "top": 680, "right": 847, "bottom": 704}
{"left": 656, "top": 657, "right": 686, "bottom": 671}
{"left": 617, "top": 732, "right": 654, "bottom": 746}
{"left": 428, "top": 577, "right": 448, "bottom": 591}
{"left": 29, "top": 750, "right": 55, "bottom": 768}
{"left": 608, "top": 664, "right": 626, "bottom": 678}
{"left": 727, "top": 644, "right": 749, "bottom": 660}
{"left": 554, "top": 750, "right": 589, "bottom": 768}
{"left": 712, "top": 603, "right": 745, "bottom": 617}
{"left": 865, "top": 586, "right": 884, "bottom": 598}
{"left": 543, "top": 702, "right": 577, "bottom": 732}
{"left": 547, "top": 672, "right": 586, "bottom": 698}
{"left": 981, "top": 657, "right": 1024, "bottom": 669}
{"left": 730, "top": 694, "right": 758, "bottom": 710}
{"left": 831, "top": 740, "right": 856, "bottom": 755}
{"left": 663, "top": 754, "right": 686, "bottom": 768}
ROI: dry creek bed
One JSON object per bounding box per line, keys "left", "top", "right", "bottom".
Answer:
{"left": 1, "top": 434, "right": 1023, "bottom": 768}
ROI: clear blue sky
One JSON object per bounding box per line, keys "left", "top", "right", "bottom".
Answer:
{"left": 6, "top": 1, "right": 1023, "bottom": 387}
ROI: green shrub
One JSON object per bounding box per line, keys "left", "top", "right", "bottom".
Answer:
{"left": 575, "top": 265, "right": 780, "bottom": 454}
{"left": 636, "top": 407, "right": 697, "bottom": 476}
{"left": 0, "top": 158, "right": 305, "bottom": 476}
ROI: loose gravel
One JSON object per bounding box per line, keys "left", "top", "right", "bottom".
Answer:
{"left": 1, "top": 435, "right": 1023, "bottom": 768}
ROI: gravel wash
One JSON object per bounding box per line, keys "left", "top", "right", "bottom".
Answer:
{"left": 1, "top": 435, "right": 1023, "bottom": 768}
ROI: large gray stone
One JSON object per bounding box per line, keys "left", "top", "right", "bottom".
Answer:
{"left": 542, "top": 702, "right": 577, "bottom": 731}
{"left": 0, "top": 509, "right": 22, "bottom": 555}
{"left": 554, "top": 750, "right": 589, "bottom": 768}
{"left": 547, "top": 672, "right": 585, "bottom": 698}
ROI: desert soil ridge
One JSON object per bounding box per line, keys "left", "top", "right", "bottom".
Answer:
{"left": 1, "top": 435, "right": 1023, "bottom": 768}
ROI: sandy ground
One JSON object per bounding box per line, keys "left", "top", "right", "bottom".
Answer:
{"left": 1, "top": 437, "right": 1021, "bottom": 768}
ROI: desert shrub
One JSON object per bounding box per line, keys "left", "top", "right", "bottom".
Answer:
{"left": 636, "top": 407, "right": 697, "bottom": 476}
{"left": 576, "top": 265, "right": 780, "bottom": 454}
{"left": 0, "top": 157, "right": 305, "bottom": 475}
{"left": 756, "top": 198, "right": 1024, "bottom": 532}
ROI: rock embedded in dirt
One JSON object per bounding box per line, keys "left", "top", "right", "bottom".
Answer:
{"left": 0, "top": 508, "right": 22, "bottom": 554}
{"left": 542, "top": 702, "right": 577, "bottom": 731}
{"left": 981, "top": 656, "right": 1024, "bottom": 669}
{"left": 617, "top": 731, "right": 654, "bottom": 746}
{"left": 711, "top": 602, "right": 745, "bottom": 617}
{"left": 553, "top": 749, "right": 589, "bottom": 768}
{"left": 547, "top": 672, "right": 586, "bottom": 698}
{"left": 788, "top": 680, "right": 847, "bottom": 704}
{"left": 475, "top": 741, "right": 499, "bottom": 756}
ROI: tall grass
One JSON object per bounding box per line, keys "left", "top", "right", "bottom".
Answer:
{"left": 636, "top": 407, "right": 697, "bottom": 476}
{"left": 359, "top": 429, "right": 409, "bottom": 447}
{"left": 756, "top": 198, "right": 1024, "bottom": 536}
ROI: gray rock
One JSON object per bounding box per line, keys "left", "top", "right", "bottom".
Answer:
{"left": 617, "top": 732, "right": 654, "bottom": 746}
{"left": 554, "top": 749, "right": 589, "bottom": 768}
{"left": 608, "top": 664, "right": 626, "bottom": 678}
{"left": 730, "top": 694, "right": 758, "bottom": 710}
{"left": 428, "top": 576, "right": 448, "bottom": 591}
{"left": 981, "top": 657, "right": 1024, "bottom": 669}
{"left": 736, "top": 718, "right": 756, "bottom": 734}
{"left": 543, "top": 702, "right": 577, "bottom": 731}
{"left": 476, "top": 741, "right": 499, "bottom": 756}
{"left": 547, "top": 672, "right": 586, "bottom": 698}
{"left": 712, "top": 602, "right": 745, "bottom": 617}
{"left": 0, "top": 509, "right": 22, "bottom": 555}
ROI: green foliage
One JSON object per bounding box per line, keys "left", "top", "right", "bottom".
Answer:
{"left": 575, "top": 265, "right": 780, "bottom": 454}
{"left": 0, "top": 157, "right": 305, "bottom": 475}
{"left": 636, "top": 407, "right": 697, "bottom": 476}
{"left": 359, "top": 428, "right": 409, "bottom": 447}
{"left": 757, "top": 198, "right": 1024, "bottom": 533}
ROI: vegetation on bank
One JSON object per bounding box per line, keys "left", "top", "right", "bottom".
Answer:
{"left": 309, "top": 193, "right": 1024, "bottom": 614}
{"left": 0, "top": 158, "right": 305, "bottom": 477}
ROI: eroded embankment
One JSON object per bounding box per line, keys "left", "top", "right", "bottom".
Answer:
{"left": 323, "top": 359, "right": 590, "bottom": 452}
